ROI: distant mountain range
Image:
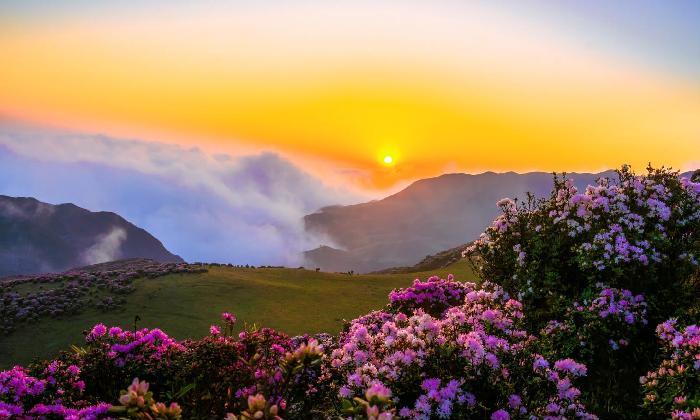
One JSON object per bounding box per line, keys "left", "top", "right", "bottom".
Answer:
{"left": 0, "top": 195, "right": 183, "bottom": 277}
{"left": 303, "top": 170, "right": 694, "bottom": 273}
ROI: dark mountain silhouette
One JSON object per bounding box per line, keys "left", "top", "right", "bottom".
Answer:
{"left": 304, "top": 171, "right": 615, "bottom": 273}
{"left": 0, "top": 195, "right": 183, "bottom": 277}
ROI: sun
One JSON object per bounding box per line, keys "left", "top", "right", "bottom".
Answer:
{"left": 383, "top": 155, "right": 394, "bottom": 165}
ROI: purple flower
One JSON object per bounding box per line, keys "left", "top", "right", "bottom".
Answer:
{"left": 221, "top": 312, "right": 237, "bottom": 324}
{"left": 554, "top": 359, "right": 588, "bottom": 377}
{"left": 365, "top": 382, "right": 392, "bottom": 401}
{"left": 88, "top": 323, "right": 107, "bottom": 340}
{"left": 491, "top": 409, "right": 510, "bottom": 420}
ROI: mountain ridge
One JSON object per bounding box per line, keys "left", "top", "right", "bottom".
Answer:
{"left": 304, "top": 169, "right": 696, "bottom": 273}
{"left": 0, "top": 195, "right": 183, "bottom": 277}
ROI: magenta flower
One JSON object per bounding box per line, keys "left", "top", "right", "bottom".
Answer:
{"left": 88, "top": 323, "right": 107, "bottom": 340}
{"left": 221, "top": 312, "right": 237, "bottom": 324}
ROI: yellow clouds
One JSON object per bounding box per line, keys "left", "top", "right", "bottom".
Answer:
{"left": 1, "top": 1, "right": 699, "bottom": 189}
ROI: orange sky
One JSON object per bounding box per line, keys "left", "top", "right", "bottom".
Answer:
{"left": 1, "top": 1, "right": 699, "bottom": 190}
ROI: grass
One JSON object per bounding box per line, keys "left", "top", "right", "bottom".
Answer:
{"left": 0, "top": 260, "right": 475, "bottom": 368}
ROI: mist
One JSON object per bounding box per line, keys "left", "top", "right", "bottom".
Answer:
{"left": 82, "top": 227, "right": 127, "bottom": 265}
{"left": 0, "top": 126, "right": 361, "bottom": 265}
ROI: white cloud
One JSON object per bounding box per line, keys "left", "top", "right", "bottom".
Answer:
{"left": 0, "top": 126, "right": 360, "bottom": 265}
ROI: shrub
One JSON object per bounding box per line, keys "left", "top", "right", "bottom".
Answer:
{"left": 464, "top": 165, "right": 700, "bottom": 417}
{"left": 0, "top": 364, "right": 111, "bottom": 419}
{"left": 465, "top": 165, "right": 700, "bottom": 327}
{"left": 641, "top": 320, "right": 699, "bottom": 419}
{"left": 11, "top": 312, "right": 326, "bottom": 419}
{"left": 388, "top": 274, "right": 474, "bottom": 317}
{"left": 328, "top": 279, "right": 596, "bottom": 419}
{"left": 537, "top": 285, "right": 650, "bottom": 415}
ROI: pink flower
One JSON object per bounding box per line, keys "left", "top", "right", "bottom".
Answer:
{"left": 491, "top": 409, "right": 510, "bottom": 420}
{"left": 221, "top": 312, "right": 237, "bottom": 324}
{"left": 88, "top": 324, "right": 107, "bottom": 340}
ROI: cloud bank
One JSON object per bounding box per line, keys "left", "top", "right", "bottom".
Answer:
{"left": 0, "top": 126, "right": 360, "bottom": 265}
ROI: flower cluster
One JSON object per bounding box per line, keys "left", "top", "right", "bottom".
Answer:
{"left": 329, "top": 281, "right": 595, "bottom": 419}
{"left": 0, "top": 365, "right": 109, "bottom": 419}
{"left": 641, "top": 320, "right": 699, "bottom": 419}
{"left": 466, "top": 166, "right": 700, "bottom": 312}
{"left": 341, "top": 382, "right": 395, "bottom": 419}
{"left": 581, "top": 286, "right": 647, "bottom": 326}
{"left": 572, "top": 285, "right": 647, "bottom": 350}
{"left": 226, "top": 394, "right": 283, "bottom": 420}
{"left": 87, "top": 324, "right": 183, "bottom": 367}
{"left": 388, "top": 274, "right": 475, "bottom": 316}
{"left": 0, "top": 366, "right": 46, "bottom": 406}
{"left": 210, "top": 311, "right": 238, "bottom": 337}
{"left": 109, "top": 377, "right": 182, "bottom": 419}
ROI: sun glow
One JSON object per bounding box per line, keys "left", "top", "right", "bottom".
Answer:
{"left": 0, "top": 1, "right": 698, "bottom": 191}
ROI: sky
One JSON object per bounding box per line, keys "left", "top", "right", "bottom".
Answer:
{"left": 1, "top": 0, "right": 698, "bottom": 191}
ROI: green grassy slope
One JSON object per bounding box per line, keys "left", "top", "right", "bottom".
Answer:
{"left": 0, "top": 260, "right": 475, "bottom": 368}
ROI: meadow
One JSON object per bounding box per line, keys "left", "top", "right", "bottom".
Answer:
{"left": 0, "top": 261, "right": 475, "bottom": 368}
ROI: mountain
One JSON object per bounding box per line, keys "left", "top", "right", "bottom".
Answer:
{"left": 369, "top": 243, "right": 470, "bottom": 275}
{"left": 0, "top": 195, "right": 183, "bottom": 277}
{"left": 304, "top": 171, "right": 614, "bottom": 273}
{"left": 305, "top": 170, "right": 698, "bottom": 273}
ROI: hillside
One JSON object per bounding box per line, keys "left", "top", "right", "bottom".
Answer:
{"left": 0, "top": 260, "right": 475, "bottom": 368}
{"left": 0, "top": 195, "right": 183, "bottom": 277}
{"left": 370, "top": 243, "right": 470, "bottom": 274}
{"left": 304, "top": 171, "right": 612, "bottom": 273}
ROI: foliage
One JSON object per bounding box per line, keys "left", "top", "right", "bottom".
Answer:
{"left": 536, "top": 285, "right": 651, "bottom": 415}
{"left": 329, "top": 278, "right": 596, "bottom": 419}
{"left": 465, "top": 165, "right": 700, "bottom": 417}
{"left": 465, "top": 165, "right": 700, "bottom": 327}
{"left": 641, "top": 320, "right": 699, "bottom": 419}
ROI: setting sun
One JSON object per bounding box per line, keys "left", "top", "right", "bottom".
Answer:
{"left": 383, "top": 155, "right": 394, "bottom": 165}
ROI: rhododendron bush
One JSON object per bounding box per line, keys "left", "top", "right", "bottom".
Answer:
{"left": 465, "top": 166, "right": 699, "bottom": 326}
{"left": 641, "top": 320, "right": 700, "bottom": 419}
{"left": 465, "top": 165, "right": 700, "bottom": 418}
{"left": 537, "top": 285, "right": 652, "bottom": 415}
{"left": 329, "top": 280, "right": 596, "bottom": 419}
